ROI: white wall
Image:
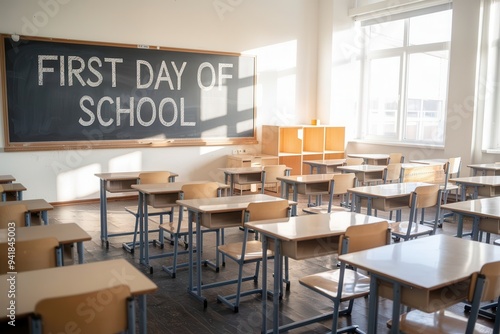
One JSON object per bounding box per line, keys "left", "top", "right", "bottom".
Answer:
{"left": 0, "top": 0, "right": 319, "bottom": 202}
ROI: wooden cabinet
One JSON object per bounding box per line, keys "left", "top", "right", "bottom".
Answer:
{"left": 261, "top": 125, "right": 345, "bottom": 175}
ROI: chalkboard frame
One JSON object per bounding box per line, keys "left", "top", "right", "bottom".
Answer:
{"left": 1, "top": 35, "right": 257, "bottom": 152}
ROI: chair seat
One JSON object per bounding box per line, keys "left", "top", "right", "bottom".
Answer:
{"left": 388, "top": 309, "right": 492, "bottom": 334}
{"left": 218, "top": 240, "right": 273, "bottom": 261}
{"left": 391, "top": 221, "right": 435, "bottom": 239}
{"left": 302, "top": 205, "right": 346, "bottom": 214}
{"left": 299, "top": 269, "right": 371, "bottom": 301}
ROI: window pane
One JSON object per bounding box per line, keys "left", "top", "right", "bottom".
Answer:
{"left": 367, "top": 57, "right": 400, "bottom": 137}
{"left": 409, "top": 10, "right": 452, "bottom": 45}
{"left": 368, "top": 20, "right": 404, "bottom": 50}
{"left": 404, "top": 52, "right": 448, "bottom": 142}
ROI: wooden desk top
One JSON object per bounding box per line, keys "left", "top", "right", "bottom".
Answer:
{"left": 0, "top": 183, "right": 26, "bottom": 192}
{"left": 0, "top": 259, "right": 157, "bottom": 319}
{"left": 95, "top": 171, "right": 178, "bottom": 181}
{"left": 132, "top": 181, "right": 229, "bottom": 194}
{"left": 441, "top": 197, "right": 500, "bottom": 219}
{"left": 339, "top": 235, "right": 500, "bottom": 290}
{"left": 0, "top": 199, "right": 53, "bottom": 211}
{"left": 450, "top": 175, "right": 500, "bottom": 186}
{"left": 177, "top": 194, "right": 294, "bottom": 213}
{"left": 347, "top": 153, "right": 389, "bottom": 160}
{"left": 277, "top": 173, "right": 337, "bottom": 183}
{"left": 337, "top": 165, "right": 386, "bottom": 172}
{"left": 219, "top": 167, "right": 264, "bottom": 174}
{"left": 0, "top": 175, "right": 15, "bottom": 183}
{"left": 245, "top": 211, "right": 392, "bottom": 242}
{"left": 0, "top": 223, "right": 91, "bottom": 244}
{"left": 302, "top": 159, "right": 346, "bottom": 166}
{"left": 348, "top": 182, "right": 430, "bottom": 198}
{"left": 467, "top": 163, "right": 500, "bottom": 170}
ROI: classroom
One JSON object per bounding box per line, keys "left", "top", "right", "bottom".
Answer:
{"left": 1, "top": 0, "right": 500, "bottom": 333}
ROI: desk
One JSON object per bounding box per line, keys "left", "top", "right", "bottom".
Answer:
{"left": 0, "top": 175, "right": 15, "bottom": 183}
{"left": 246, "top": 211, "right": 393, "bottom": 333}
{"left": 277, "top": 174, "right": 336, "bottom": 215}
{"left": 94, "top": 171, "right": 177, "bottom": 248}
{"left": 0, "top": 223, "right": 91, "bottom": 264}
{"left": 219, "top": 167, "right": 265, "bottom": 195}
{"left": 339, "top": 235, "right": 500, "bottom": 334}
{"left": 0, "top": 199, "right": 53, "bottom": 225}
{"left": 347, "top": 153, "right": 389, "bottom": 165}
{"left": 302, "top": 159, "right": 346, "bottom": 174}
{"left": 441, "top": 197, "right": 500, "bottom": 240}
{"left": 0, "top": 258, "right": 157, "bottom": 334}
{"left": 131, "top": 181, "right": 229, "bottom": 273}
{"left": 176, "top": 194, "right": 295, "bottom": 307}
{"left": 468, "top": 163, "right": 500, "bottom": 176}
{"left": 0, "top": 183, "right": 26, "bottom": 201}
{"left": 348, "top": 182, "right": 428, "bottom": 220}
{"left": 450, "top": 175, "right": 500, "bottom": 200}
{"left": 337, "top": 164, "right": 386, "bottom": 186}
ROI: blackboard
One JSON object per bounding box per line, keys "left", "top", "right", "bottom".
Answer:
{"left": 1, "top": 35, "right": 257, "bottom": 151}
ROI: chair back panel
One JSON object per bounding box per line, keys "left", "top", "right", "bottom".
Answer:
{"left": 35, "top": 284, "right": 131, "bottom": 334}
{"left": 340, "top": 221, "right": 390, "bottom": 254}
{"left": 410, "top": 184, "right": 440, "bottom": 209}
{"left": 138, "top": 171, "right": 171, "bottom": 184}
{"left": 331, "top": 173, "right": 356, "bottom": 195}
{"left": 468, "top": 261, "right": 500, "bottom": 302}
{"left": 0, "top": 237, "right": 59, "bottom": 274}
{"left": 345, "top": 158, "right": 364, "bottom": 166}
{"left": 0, "top": 203, "right": 28, "bottom": 228}
{"left": 263, "top": 165, "right": 288, "bottom": 182}
{"left": 181, "top": 182, "right": 219, "bottom": 200}
{"left": 245, "top": 199, "right": 290, "bottom": 222}
{"left": 389, "top": 153, "right": 403, "bottom": 164}
{"left": 384, "top": 163, "right": 402, "bottom": 183}
{"left": 447, "top": 157, "right": 461, "bottom": 176}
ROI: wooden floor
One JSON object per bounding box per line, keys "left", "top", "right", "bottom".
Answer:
{"left": 1, "top": 190, "right": 498, "bottom": 333}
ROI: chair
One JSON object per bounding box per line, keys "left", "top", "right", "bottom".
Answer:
{"left": 123, "top": 171, "right": 174, "bottom": 254}
{"left": 0, "top": 237, "right": 61, "bottom": 274}
{"left": 298, "top": 221, "right": 391, "bottom": 333}
{"left": 344, "top": 157, "right": 364, "bottom": 166}
{"left": 160, "top": 182, "right": 221, "bottom": 278}
{"left": 388, "top": 152, "right": 404, "bottom": 164}
{"left": 395, "top": 260, "right": 500, "bottom": 334}
{"left": 303, "top": 173, "right": 356, "bottom": 214}
{"left": 0, "top": 203, "right": 30, "bottom": 228}
{"left": 383, "top": 163, "right": 402, "bottom": 183}
{"left": 31, "top": 284, "right": 136, "bottom": 334}
{"left": 391, "top": 184, "right": 442, "bottom": 241}
{"left": 262, "top": 164, "right": 289, "bottom": 193}
{"left": 217, "top": 199, "right": 291, "bottom": 312}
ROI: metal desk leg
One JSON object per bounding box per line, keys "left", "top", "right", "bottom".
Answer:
{"left": 99, "top": 179, "right": 108, "bottom": 245}
{"left": 367, "top": 275, "right": 379, "bottom": 334}
{"left": 261, "top": 235, "right": 268, "bottom": 333}
{"left": 138, "top": 295, "right": 147, "bottom": 334}
{"left": 77, "top": 241, "right": 84, "bottom": 264}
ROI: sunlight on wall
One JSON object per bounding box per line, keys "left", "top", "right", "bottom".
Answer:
{"left": 57, "top": 163, "right": 101, "bottom": 201}
{"left": 109, "top": 151, "right": 143, "bottom": 171}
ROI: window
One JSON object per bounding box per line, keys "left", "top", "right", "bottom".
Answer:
{"left": 359, "top": 8, "right": 452, "bottom": 145}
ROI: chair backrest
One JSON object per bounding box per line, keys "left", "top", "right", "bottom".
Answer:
{"left": 409, "top": 184, "right": 440, "bottom": 209}
{"left": 388, "top": 153, "right": 404, "bottom": 164}
{"left": 383, "top": 163, "right": 402, "bottom": 183}
{"left": 33, "top": 284, "right": 133, "bottom": 334}
{"left": 138, "top": 171, "right": 171, "bottom": 184}
{"left": 344, "top": 157, "right": 364, "bottom": 166}
{"left": 331, "top": 173, "right": 356, "bottom": 195}
{"left": 181, "top": 182, "right": 220, "bottom": 200}
{"left": 339, "top": 221, "right": 391, "bottom": 254}
{"left": 263, "top": 165, "right": 288, "bottom": 183}
{"left": 447, "top": 157, "right": 461, "bottom": 177}
{"left": 0, "top": 203, "right": 29, "bottom": 228}
{"left": 244, "top": 199, "right": 290, "bottom": 222}
{"left": 468, "top": 261, "right": 500, "bottom": 302}
{"left": 0, "top": 237, "right": 60, "bottom": 274}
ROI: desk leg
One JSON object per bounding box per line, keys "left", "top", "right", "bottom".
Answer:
{"left": 292, "top": 185, "right": 298, "bottom": 216}
{"left": 188, "top": 210, "right": 194, "bottom": 292}
{"left": 261, "top": 235, "right": 268, "bottom": 333}
{"left": 138, "top": 295, "right": 147, "bottom": 334}
{"left": 77, "top": 241, "right": 84, "bottom": 264}
{"left": 41, "top": 210, "right": 48, "bottom": 225}
{"left": 138, "top": 194, "right": 145, "bottom": 267}
{"left": 456, "top": 213, "right": 464, "bottom": 238}
{"left": 99, "top": 179, "right": 108, "bottom": 246}
{"left": 390, "top": 282, "right": 402, "bottom": 334}
{"left": 367, "top": 276, "right": 379, "bottom": 334}
{"left": 272, "top": 238, "right": 281, "bottom": 333}
{"left": 187, "top": 210, "right": 207, "bottom": 307}
{"left": 142, "top": 195, "right": 153, "bottom": 273}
